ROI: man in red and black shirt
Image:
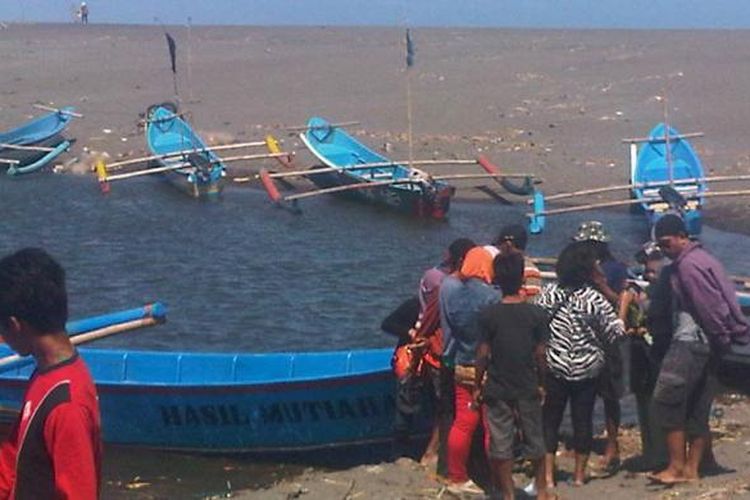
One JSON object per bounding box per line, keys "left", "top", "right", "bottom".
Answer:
{"left": 0, "top": 248, "right": 101, "bottom": 499}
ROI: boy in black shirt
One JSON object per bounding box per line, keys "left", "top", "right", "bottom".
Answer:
{"left": 475, "top": 252, "right": 551, "bottom": 500}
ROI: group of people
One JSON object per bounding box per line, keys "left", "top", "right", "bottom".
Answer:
{"left": 384, "top": 214, "right": 749, "bottom": 498}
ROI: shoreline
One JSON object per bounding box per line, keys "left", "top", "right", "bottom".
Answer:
{"left": 231, "top": 394, "right": 750, "bottom": 499}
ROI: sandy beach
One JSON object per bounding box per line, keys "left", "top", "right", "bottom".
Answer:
{"left": 2, "top": 24, "right": 750, "bottom": 232}
{"left": 3, "top": 22, "right": 750, "bottom": 498}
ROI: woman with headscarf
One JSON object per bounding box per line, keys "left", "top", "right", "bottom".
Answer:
{"left": 439, "top": 246, "right": 500, "bottom": 494}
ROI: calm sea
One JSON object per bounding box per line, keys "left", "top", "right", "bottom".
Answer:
{"left": 2, "top": 172, "right": 749, "bottom": 496}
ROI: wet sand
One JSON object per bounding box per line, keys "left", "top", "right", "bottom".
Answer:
{"left": 236, "top": 395, "right": 750, "bottom": 499}
{"left": 3, "top": 23, "right": 750, "bottom": 498}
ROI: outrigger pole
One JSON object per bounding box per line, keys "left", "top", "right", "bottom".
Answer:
{"left": 285, "top": 121, "right": 361, "bottom": 132}
{"left": 95, "top": 136, "right": 292, "bottom": 193}
{"left": 100, "top": 137, "right": 283, "bottom": 172}
{"left": 32, "top": 104, "right": 84, "bottom": 118}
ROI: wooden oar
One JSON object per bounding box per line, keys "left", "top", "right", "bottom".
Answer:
{"left": 535, "top": 174, "right": 750, "bottom": 204}
{"left": 286, "top": 121, "right": 360, "bottom": 132}
{"left": 0, "top": 143, "right": 55, "bottom": 152}
{"left": 32, "top": 104, "right": 83, "bottom": 118}
{"left": 103, "top": 140, "right": 272, "bottom": 171}
{"left": 0, "top": 316, "right": 160, "bottom": 373}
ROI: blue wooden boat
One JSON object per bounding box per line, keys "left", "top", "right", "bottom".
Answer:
{"left": 146, "top": 103, "right": 225, "bottom": 199}
{"left": 631, "top": 123, "right": 706, "bottom": 235}
{"left": 0, "top": 346, "right": 422, "bottom": 453}
{"left": 299, "top": 117, "right": 454, "bottom": 219}
{"left": 0, "top": 107, "right": 76, "bottom": 176}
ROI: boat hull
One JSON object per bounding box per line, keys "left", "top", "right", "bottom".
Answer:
{"left": 300, "top": 117, "right": 454, "bottom": 219}
{"left": 0, "top": 108, "right": 76, "bottom": 175}
{"left": 146, "top": 104, "right": 224, "bottom": 200}
{"left": 307, "top": 169, "right": 452, "bottom": 219}
{"left": 0, "top": 347, "right": 428, "bottom": 453}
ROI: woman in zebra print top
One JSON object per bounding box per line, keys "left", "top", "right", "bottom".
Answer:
{"left": 534, "top": 241, "right": 628, "bottom": 488}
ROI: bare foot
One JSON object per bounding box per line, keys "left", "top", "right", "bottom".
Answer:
{"left": 646, "top": 469, "right": 694, "bottom": 485}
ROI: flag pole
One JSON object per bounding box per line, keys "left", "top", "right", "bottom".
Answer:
{"left": 405, "top": 29, "right": 415, "bottom": 169}
{"left": 186, "top": 17, "right": 195, "bottom": 103}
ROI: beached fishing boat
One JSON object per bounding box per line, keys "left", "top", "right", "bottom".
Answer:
{"left": 0, "top": 106, "right": 77, "bottom": 176}
{"left": 630, "top": 123, "right": 706, "bottom": 235}
{"left": 298, "top": 117, "right": 454, "bottom": 219}
{"left": 527, "top": 123, "right": 707, "bottom": 235}
{"left": 0, "top": 346, "right": 422, "bottom": 453}
{"left": 145, "top": 103, "right": 225, "bottom": 199}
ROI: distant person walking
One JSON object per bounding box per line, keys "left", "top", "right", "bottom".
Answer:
{"left": 80, "top": 2, "right": 89, "bottom": 25}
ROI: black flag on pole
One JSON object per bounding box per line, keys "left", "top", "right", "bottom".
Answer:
{"left": 405, "top": 29, "right": 415, "bottom": 68}
{"left": 165, "top": 32, "right": 177, "bottom": 74}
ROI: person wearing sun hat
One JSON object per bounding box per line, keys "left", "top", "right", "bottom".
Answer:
{"left": 572, "top": 220, "right": 628, "bottom": 473}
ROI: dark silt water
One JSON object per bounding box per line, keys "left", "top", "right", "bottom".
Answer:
{"left": 3, "top": 173, "right": 750, "bottom": 496}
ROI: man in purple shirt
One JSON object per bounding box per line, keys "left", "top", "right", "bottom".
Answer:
{"left": 649, "top": 214, "right": 749, "bottom": 485}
